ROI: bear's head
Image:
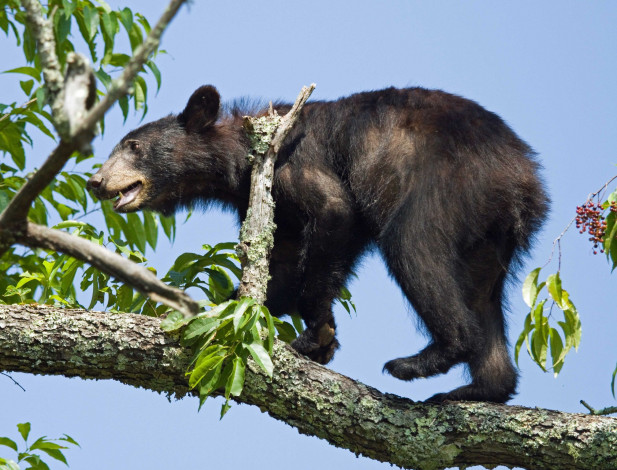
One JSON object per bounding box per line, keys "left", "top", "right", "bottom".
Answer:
{"left": 87, "top": 85, "right": 225, "bottom": 215}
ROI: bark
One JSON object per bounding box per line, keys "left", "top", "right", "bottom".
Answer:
{"left": 236, "top": 84, "right": 315, "bottom": 302}
{"left": 1, "top": 304, "right": 615, "bottom": 470}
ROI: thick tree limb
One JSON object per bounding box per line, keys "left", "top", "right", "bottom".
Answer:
{"left": 1, "top": 304, "right": 615, "bottom": 470}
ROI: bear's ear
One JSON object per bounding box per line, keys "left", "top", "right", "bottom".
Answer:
{"left": 178, "top": 85, "right": 221, "bottom": 133}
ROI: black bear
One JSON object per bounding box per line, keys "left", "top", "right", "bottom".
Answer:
{"left": 88, "top": 85, "right": 549, "bottom": 403}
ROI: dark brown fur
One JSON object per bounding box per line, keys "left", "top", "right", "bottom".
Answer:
{"left": 88, "top": 85, "right": 549, "bottom": 403}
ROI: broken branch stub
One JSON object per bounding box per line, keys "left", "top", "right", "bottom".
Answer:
{"left": 236, "top": 84, "right": 316, "bottom": 303}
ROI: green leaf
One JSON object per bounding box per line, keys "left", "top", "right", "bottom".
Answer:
{"left": 134, "top": 74, "right": 147, "bottom": 103}
{"left": 232, "top": 297, "right": 255, "bottom": 333}
{"left": 159, "top": 214, "right": 176, "bottom": 241}
{"left": 118, "top": 7, "right": 133, "bottom": 33}
{"left": 546, "top": 271, "right": 564, "bottom": 308}
{"left": 17, "top": 422, "right": 30, "bottom": 442}
{"left": 189, "top": 348, "right": 225, "bottom": 388}
{"left": 99, "top": 9, "right": 118, "bottom": 41}
{"left": 54, "top": 10, "right": 72, "bottom": 46}
{"left": 108, "top": 53, "right": 131, "bottom": 67}
{"left": 514, "top": 313, "right": 534, "bottom": 367}
{"left": 522, "top": 267, "right": 541, "bottom": 307}
{"left": 274, "top": 320, "right": 297, "bottom": 343}
{"left": 118, "top": 95, "right": 129, "bottom": 121}
{"left": 0, "top": 437, "right": 18, "bottom": 452}
{"left": 24, "top": 454, "right": 50, "bottom": 470}
{"left": 160, "top": 311, "right": 185, "bottom": 332}
{"left": 549, "top": 327, "right": 565, "bottom": 376}
{"left": 245, "top": 341, "right": 273, "bottom": 377}
{"left": 19, "top": 79, "right": 34, "bottom": 96}
{"left": 197, "top": 359, "right": 223, "bottom": 407}
{"left": 290, "top": 313, "right": 305, "bottom": 334}
{"left": 135, "top": 13, "right": 151, "bottom": 35}
{"left": 262, "top": 306, "right": 275, "bottom": 354}
{"left": 3, "top": 66, "right": 40, "bottom": 81}
{"left": 225, "top": 356, "right": 246, "bottom": 397}
{"left": 146, "top": 60, "right": 162, "bottom": 91}
{"left": 127, "top": 22, "right": 143, "bottom": 52}
{"left": 143, "top": 211, "right": 158, "bottom": 250}
{"left": 0, "top": 458, "right": 20, "bottom": 470}
{"left": 125, "top": 212, "right": 146, "bottom": 253}
{"left": 220, "top": 400, "right": 232, "bottom": 419}
{"left": 603, "top": 210, "right": 617, "bottom": 267}
{"left": 62, "top": 0, "right": 76, "bottom": 19}
{"left": 563, "top": 307, "right": 582, "bottom": 350}
{"left": 183, "top": 317, "right": 219, "bottom": 341}
{"left": 81, "top": 5, "right": 99, "bottom": 41}
{"left": 612, "top": 362, "right": 617, "bottom": 398}
{"left": 170, "top": 252, "right": 201, "bottom": 271}
{"left": 23, "top": 111, "right": 55, "bottom": 139}
{"left": 35, "top": 448, "right": 68, "bottom": 465}
{"left": 116, "top": 284, "right": 133, "bottom": 310}
{"left": 22, "top": 27, "right": 36, "bottom": 62}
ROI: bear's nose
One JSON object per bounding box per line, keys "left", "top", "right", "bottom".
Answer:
{"left": 87, "top": 173, "right": 103, "bottom": 190}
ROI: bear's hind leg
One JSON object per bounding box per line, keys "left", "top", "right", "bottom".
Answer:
{"left": 379, "top": 215, "right": 487, "bottom": 397}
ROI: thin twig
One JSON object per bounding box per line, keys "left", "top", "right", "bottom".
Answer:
{"left": 544, "top": 174, "right": 617, "bottom": 270}
{"left": 237, "top": 84, "right": 315, "bottom": 301}
{"left": 1, "top": 371, "right": 26, "bottom": 391}
{"left": 0, "top": 98, "right": 38, "bottom": 125}
{"left": 580, "top": 399, "right": 617, "bottom": 416}
{"left": 271, "top": 84, "right": 316, "bottom": 154}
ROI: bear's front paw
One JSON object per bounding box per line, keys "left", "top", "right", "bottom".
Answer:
{"left": 291, "top": 324, "right": 339, "bottom": 364}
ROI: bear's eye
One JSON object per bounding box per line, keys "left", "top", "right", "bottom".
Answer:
{"left": 128, "top": 141, "right": 140, "bottom": 153}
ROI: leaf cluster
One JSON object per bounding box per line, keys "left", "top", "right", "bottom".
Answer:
{"left": 516, "top": 268, "right": 582, "bottom": 377}
{"left": 0, "top": 422, "right": 79, "bottom": 470}
{"left": 162, "top": 295, "right": 300, "bottom": 418}
{"left": 597, "top": 188, "right": 617, "bottom": 267}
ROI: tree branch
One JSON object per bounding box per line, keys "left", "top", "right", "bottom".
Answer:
{"left": 77, "top": 0, "right": 187, "bottom": 134}
{"left": 19, "top": 0, "right": 67, "bottom": 133}
{"left": 236, "top": 84, "right": 315, "bottom": 301}
{"left": 15, "top": 221, "right": 199, "bottom": 316}
{"left": 271, "top": 84, "right": 315, "bottom": 153}
{"left": 1, "top": 304, "right": 615, "bottom": 470}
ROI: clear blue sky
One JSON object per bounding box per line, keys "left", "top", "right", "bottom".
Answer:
{"left": 2, "top": 2, "right": 617, "bottom": 469}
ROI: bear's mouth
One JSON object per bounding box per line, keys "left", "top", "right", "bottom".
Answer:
{"left": 113, "top": 181, "right": 143, "bottom": 211}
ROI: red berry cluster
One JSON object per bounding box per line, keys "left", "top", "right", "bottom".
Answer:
{"left": 575, "top": 200, "right": 617, "bottom": 254}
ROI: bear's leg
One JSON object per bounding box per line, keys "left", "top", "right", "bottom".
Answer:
{"left": 428, "top": 244, "right": 518, "bottom": 403}
{"left": 380, "top": 214, "right": 517, "bottom": 402}
{"left": 378, "top": 218, "right": 485, "bottom": 395}
{"left": 264, "top": 234, "right": 303, "bottom": 317}
{"left": 289, "top": 206, "right": 367, "bottom": 365}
